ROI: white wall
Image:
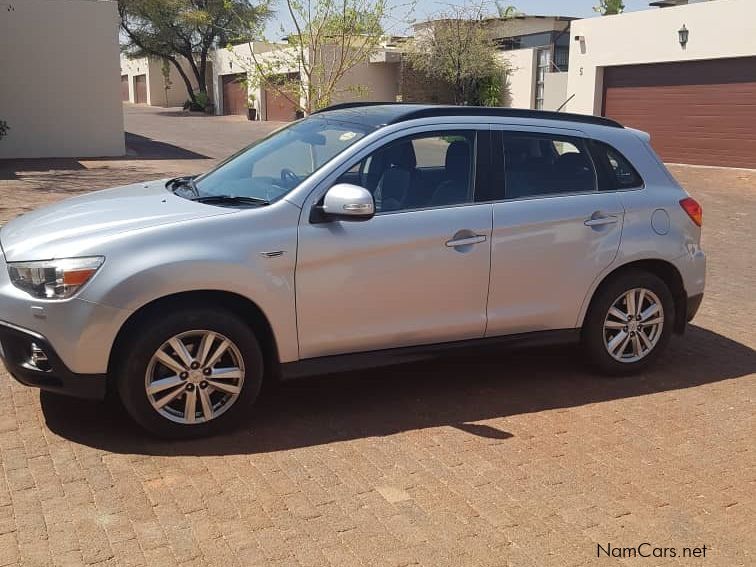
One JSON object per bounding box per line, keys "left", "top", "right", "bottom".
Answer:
{"left": 566, "top": 0, "right": 756, "bottom": 114}
{"left": 0, "top": 0, "right": 125, "bottom": 158}
{"left": 500, "top": 48, "right": 535, "bottom": 109}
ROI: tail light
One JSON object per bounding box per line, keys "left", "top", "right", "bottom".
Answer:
{"left": 679, "top": 197, "right": 702, "bottom": 227}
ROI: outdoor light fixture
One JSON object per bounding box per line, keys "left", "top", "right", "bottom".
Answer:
{"left": 678, "top": 25, "right": 689, "bottom": 48}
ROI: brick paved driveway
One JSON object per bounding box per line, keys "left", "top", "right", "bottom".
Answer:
{"left": 0, "top": 106, "right": 753, "bottom": 566}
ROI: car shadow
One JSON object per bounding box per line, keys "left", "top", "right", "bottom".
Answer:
{"left": 41, "top": 325, "right": 755, "bottom": 456}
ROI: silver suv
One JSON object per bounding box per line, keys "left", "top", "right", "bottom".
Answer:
{"left": 0, "top": 104, "right": 705, "bottom": 437}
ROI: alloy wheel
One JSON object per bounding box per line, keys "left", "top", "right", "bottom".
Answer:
{"left": 603, "top": 288, "right": 665, "bottom": 363}
{"left": 144, "top": 330, "right": 245, "bottom": 424}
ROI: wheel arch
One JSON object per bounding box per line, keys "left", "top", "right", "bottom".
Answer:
{"left": 580, "top": 259, "right": 688, "bottom": 334}
{"left": 107, "top": 290, "right": 282, "bottom": 391}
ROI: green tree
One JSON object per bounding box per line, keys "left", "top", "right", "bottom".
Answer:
{"left": 408, "top": 4, "right": 510, "bottom": 105}
{"left": 594, "top": 0, "right": 625, "bottom": 15}
{"left": 494, "top": 2, "right": 522, "bottom": 19}
{"left": 119, "top": 0, "right": 269, "bottom": 109}
{"left": 230, "top": 0, "right": 394, "bottom": 114}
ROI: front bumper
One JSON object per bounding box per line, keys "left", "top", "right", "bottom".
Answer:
{"left": 0, "top": 320, "right": 106, "bottom": 399}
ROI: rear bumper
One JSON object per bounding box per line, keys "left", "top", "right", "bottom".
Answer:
{"left": 0, "top": 320, "right": 106, "bottom": 400}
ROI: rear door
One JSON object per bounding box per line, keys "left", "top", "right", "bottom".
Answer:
{"left": 485, "top": 128, "right": 625, "bottom": 336}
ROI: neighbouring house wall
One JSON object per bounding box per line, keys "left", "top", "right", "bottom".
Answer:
{"left": 399, "top": 59, "right": 456, "bottom": 104}
{"left": 542, "top": 72, "right": 568, "bottom": 111}
{"left": 500, "top": 48, "right": 535, "bottom": 109}
{"left": 483, "top": 17, "right": 570, "bottom": 39}
{"left": 0, "top": 0, "right": 124, "bottom": 158}
{"left": 120, "top": 55, "right": 205, "bottom": 107}
{"left": 566, "top": 0, "right": 756, "bottom": 114}
{"left": 120, "top": 55, "right": 148, "bottom": 103}
{"left": 211, "top": 42, "right": 292, "bottom": 116}
{"left": 329, "top": 53, "right": 401, "bottom": 105}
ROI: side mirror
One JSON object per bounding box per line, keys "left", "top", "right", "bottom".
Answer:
{"left": 313, "top": 183, "right": 375, "bottom": 222}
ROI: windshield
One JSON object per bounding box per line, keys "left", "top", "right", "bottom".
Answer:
{"left": 191, "top": 117, "right": 370, "bottom": 203}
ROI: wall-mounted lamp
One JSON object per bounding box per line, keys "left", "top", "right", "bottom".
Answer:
{"left": 678, "top": 25, "right": 689, "bottom": 48}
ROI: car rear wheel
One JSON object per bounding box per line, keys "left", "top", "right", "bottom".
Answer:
{"left": 117, "top": 308, "right": 263, "bottom": 438}
{"left": 582, "top": 270, "right": 675, "bottom": 375}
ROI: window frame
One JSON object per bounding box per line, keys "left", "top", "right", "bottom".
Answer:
{"left": 492, "top": 130, "right": 600, "bottom": 202}
{"left": 332, "top": 128, "right": 485, "bottom": 216}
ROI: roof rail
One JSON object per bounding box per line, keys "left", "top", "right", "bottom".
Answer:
{"left": 392, "top": 106, "right": 623, "bottom": 128}
{"left": 314, "top": 102, "right": 624, "bottom": 129}
{"left": 312, "top": 101, "right": 404, "bottom": 114}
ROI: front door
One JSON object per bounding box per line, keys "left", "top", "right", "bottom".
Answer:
{"left": 296, "top": 129, "right": 492, "bottom": 359}
{"left": 486, "top": 130, "right": 624, "bottom": 336}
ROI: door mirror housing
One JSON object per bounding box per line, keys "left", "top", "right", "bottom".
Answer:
{"left": 312, "top": 183, "right": 375, "bottom": 223}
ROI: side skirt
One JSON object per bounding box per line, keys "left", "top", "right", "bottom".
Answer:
{"left": 280, "top": 329, "right": 580, "bottom": 380}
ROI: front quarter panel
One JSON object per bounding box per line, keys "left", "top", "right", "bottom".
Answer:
{"left": 78, "top": 200, "right": 301, "bottom": 366}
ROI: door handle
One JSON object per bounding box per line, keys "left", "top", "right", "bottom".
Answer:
{"left": 445, "top": 234, "right": 487, "bottom": 247}
{"left": 584, "top": 215, "right": 618, "bottom": 227}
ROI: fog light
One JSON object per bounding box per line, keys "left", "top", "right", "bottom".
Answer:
{"left": 29, "top": 343, "right": 51, "bottom": 372}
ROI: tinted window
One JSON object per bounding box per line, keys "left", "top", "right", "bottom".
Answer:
{"left": 502, "top": 133, "right": 596, "bottom": 199}
{"left": 338, "top": 131, "right": 476, "bottom": 213}
{"left": 590, "top": 141, "right": 644, "bottom": 190}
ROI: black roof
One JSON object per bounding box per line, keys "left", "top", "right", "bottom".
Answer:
{"left": 313, "top": 102, "right": 623, "bottom": 129}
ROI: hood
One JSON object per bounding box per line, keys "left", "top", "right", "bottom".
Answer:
{"left": 0, "top": 179, "right": 233, "bottom": 262}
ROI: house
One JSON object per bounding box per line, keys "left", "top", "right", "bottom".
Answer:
{"left": 0, "top": 0, "right": 124, "bottom": 159}
{"left": 490, "top": 16, "right": 574, "bottom": 111}
{"left": 566, "top": 0, "right": 756, "bottom": 168}
{"left": 120, "top": 55, "right": 211, "bottom": 108}
{"left": 403, "top": 16, "right": 573, "bottom": 111}
{"left": 211, "top": 41, "right": 402, "bottom": 120}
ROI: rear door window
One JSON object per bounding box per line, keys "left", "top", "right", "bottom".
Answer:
{"left": 501, "top": 133, "right": 597, "bottom": 199}
{"left": 589, "top": 140, "right": 644, "bottom": 190}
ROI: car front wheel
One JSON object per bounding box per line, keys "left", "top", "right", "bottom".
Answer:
{"left": 117, "top": 308, "right": 263, "bottom": 437}
{"left": 582, "top": 270, "right": 675, "bottom": 375}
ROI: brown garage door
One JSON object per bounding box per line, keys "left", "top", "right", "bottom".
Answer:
{"left": 121, "top": 75, "right": 129, "bottom": 101}
{"left": 264, "top": 74, "right": 299, "bottom": 121}
{"left": 602, "top": 57, "right": 756, "bottom": 168}
{"left": 222, "top": 74, "right": 247, "bottom": 115}
{"left": 133, "top": 74, "right": 148, "bottom": 104}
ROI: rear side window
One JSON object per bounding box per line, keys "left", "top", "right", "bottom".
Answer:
{"left": 590, "top": 141, "right": 644, "bottom": 190}
{"left": 502, "top": 133, "right": 596, "bottom": 199}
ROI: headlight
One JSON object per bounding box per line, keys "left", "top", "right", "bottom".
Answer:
{"left": 7, "top": 256, "right": 104, "bottom": 299}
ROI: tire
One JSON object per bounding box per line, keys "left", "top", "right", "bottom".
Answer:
{"left": 116, "top": 308, "right": 263, "bottom": 438}
{"left": 582, "top": 270, "right": 675, "bottom": 376}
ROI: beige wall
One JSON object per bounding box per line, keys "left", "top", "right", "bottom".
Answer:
{"left": 0, "top": 0, "right": 124, "bottom": 158}
{"left": 566, "top": 0, "right": 756, "bottom": 114}
{"left": 500, "top": 48, "right": 535, "bottom": 109}
{"left": 542, "top": 72, "right": 568, "bottom": 111}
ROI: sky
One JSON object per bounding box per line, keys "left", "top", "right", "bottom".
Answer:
{"left": 265, "top": 0, "right": 655, "bottom": 38}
